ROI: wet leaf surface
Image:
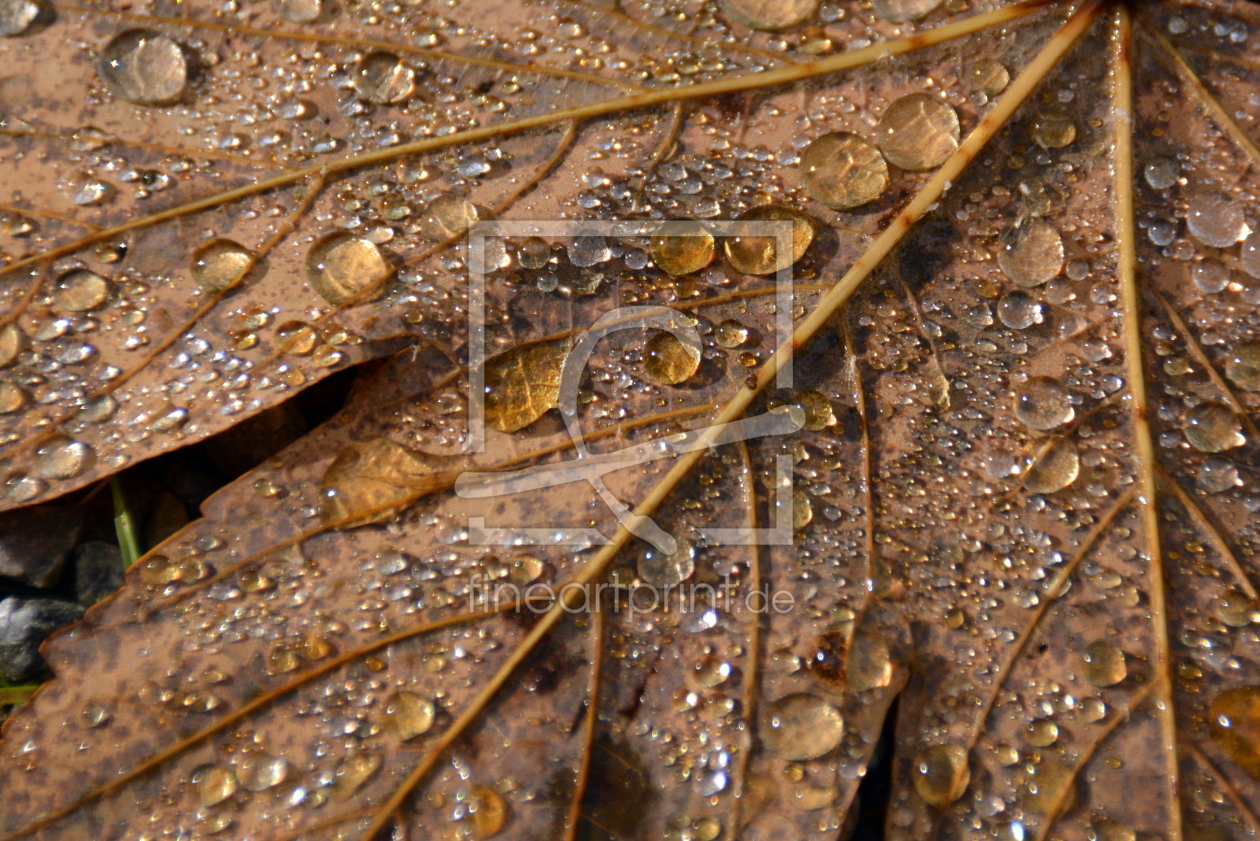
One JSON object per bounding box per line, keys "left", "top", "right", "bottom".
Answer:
{"left": 4, "top": 0, "right": 1260, "bottom": 840}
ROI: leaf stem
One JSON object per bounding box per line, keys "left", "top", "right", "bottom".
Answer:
{"left": 110, "top": 477, "right": 141, "bottom": 569}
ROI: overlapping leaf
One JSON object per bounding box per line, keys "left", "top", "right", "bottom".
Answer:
{"left": 4, "top": 0, "right": 1260, "bottom": 840}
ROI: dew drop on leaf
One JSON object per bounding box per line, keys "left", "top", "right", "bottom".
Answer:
{"left": 0, "top": 0, "right": 38, "bottom": 36}
{"left": 1210, "top": 687, "right": 1260, "bottom": 777}
{"left": 1243, "top": 231, "right": 1260, "bottom": 279}
{"left": 911, "top": 744, "right": 970, "bottom": 807}
{"left": 54, "top": 270, "right": 111, "bottom": 312}
{"left": 0, "top": 322, "right": 22, "bottom": 367}
{"left": 1015, "top": 377, "right": 1074, "bottom": 431}
{"left": 0, "top": 383, "right": 27, "bottom": 414}
{"left": 1191, "top": 260, "right": 1231, "bottom": 294}
{"left": 353, "top": 51, "right": 415, "bottom": 105}
{"left": 997, "top": 219, "right": 1064, "bottom": 287}
{"left": 723, "top": 205, "right": 815, "bottom": 275}
{"left": 799, "top": 132, "right": 888, "bottom": 210}
{"left": 470, "top": 785, "right": 509, "bottom": 838}
{"left": 1029, "top": 110, "right": 1076, "bottom": 149}
{"left": 190, "top": 239, "right": 254, "bottom": 294}
{"left": 638, "top": 540, "right": 695, "bottom": 589}
{"left": 190, "top": 764, "right": 237, "bottom": 806}
{"left": 1022, "top": 437, "right": 1079, "bottom": 494}
{"left": 848, "top": 630, "right": 893, "bottom": 692}
{"left": 968, "top": 58, "right": 1009, "bottom": 96}
{"left": 793, "top": 391, "right": 835, "bottom": 431}
{"left": 875, "top": 93, "right": 960, "bottom": 172}
{"left": 1024, "top": 719, "right": 1059, "bottom": 747}
{"left": 34, "top": 436, "right": 93, "bottom": 479}
{"left": 792, "top": 488, "right": 813, "bottom": 530}
{"left": 276, "top": 321, "right": 317, "bottom": 355}
{"left": 1144, "top": 157, "right": 1179, "bottom": 191}
{"left": 650, "top": 220, "right": 715, "bottom": 276}
{"left": 1187, "top": 193, "right": 1247, "bottom": 248}
{"left": 236, "top": 752, "right": 288, "bottom": 791}
{"left": 276, "top": 0, "right": 320, "bottom": 23}
{"left": 871, "top": 0, "right": 943, "bottom": 22}
{"left": 996, "top": 290, "right": 1042, "bottom": 329}
{"left": 419, "top": 194, "right": 479, "bottom": 242}
{"left": 714, "top": 319, "right": 749, "bottom": 348}
{"left": 1225, "top": 342, "right": 1260, "bottom": 392}
{"left": 385, "top": 691, "right": 436, "bottom": 741}
{"left": 1184, "top": 402, "right": 1245, "bottom": 453}
{"left": 320, "top": 438, "right": 442, "bottom": 526}
{"left": 98, "top": 30, "right": 188, "bottom": 106}
{"left": 77, "top": 701, "right": 110, "bottom": 729}
{"left": 517, "top": 236, "right": 550, "bottom": 269}
{"left": 718, "top": 0, "right": 818, "bottom": 31}
{"left": 1081, "top": 640, "right": 1126, "bottom": 687}
{"left": 762, "top": 694, "right": 845, "bottom": 760}
{"left": 332, "top": 753, "right": 381, "bottom": 800}
{"left": 305, "top": 232, "right": 392, "bottom": 306}
{"left": 644, "top": 330, "right": 700, "bottom": 385}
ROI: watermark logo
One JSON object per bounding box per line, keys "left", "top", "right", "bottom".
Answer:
{"left": 458, "top": 221, "right": 802, "bottom": 553}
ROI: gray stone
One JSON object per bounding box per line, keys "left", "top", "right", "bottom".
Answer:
{"left": 0, "top": 504, "right": 85, "bottom": 588}
{"left": 73, "top": 541, "right": 125, "bottom": 607}
{"left": 0, "top": 597, "right": 85, "bottom": 682}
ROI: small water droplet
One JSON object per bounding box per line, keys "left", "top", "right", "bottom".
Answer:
{"left": 35, "top": 436, "right": 94, "bottom": 479}
{"left": 714, "top": 319, "right": 749, "bottom": 348}
{"left": 191, "top": 239, "right": 254, "bottom": 293}
{"left": 332, "top": 753, "right": 381, "bottom": 800}
{"left": 385, "top": 691, "right": 436, "bottom": 741}
{"left": 306, "top": 232, "right": 391, "bottom": 305}
{"left": 638, "top": 540, "right": 695, "bottom": 588}
{"left": 1029, "top": 110, "right": 1076, "bottom": 149}
{"left": 719, "top": 0, "right": 818, "bottom": 30}
{"left": 998, "top": 219, "right": 1064, "bottom": 287}
{"left": 968, "top": 58, "right": 1008, "bottom": 96}
{"left": 191, "top": 765, "right": 238, "bottom": 806}
{"left": 762, "top": 694, "right": 845, "bottom": 760}
{"left": 276, "top": 0, "right": 320, "bottom": 23}
{"left": 236, "top": 752, "right": 288, "bottom": 791}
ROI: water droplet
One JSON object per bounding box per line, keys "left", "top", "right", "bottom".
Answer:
{"left": 1225, "top": 343, "right": 1260, "bottom": 392}
{"left": 848, "top": 630, "right": 893, "bottom": 691}
{"left": 1144, "top": 157, "right": 1179, "bottom": 191}
{"left": 1081, "top": 640, "right": 1126, "bottom": 686}
{"left": 237, "top": 752, "right": 288, "bottom": 791}
{"left": 470, "top": 786, "right": 509, "bottom": 838}
{"left": 1218, "top": 590, "right": 1259, "bottom": 627}
{"left": 191, "top": 239, "right": 254, "bottom": 294}
{"left": 332, "top": 753, "right": 381, "bottom": 800}
{"left": 320, "top": 438, "right": 441, "bottom": 526}
{"left": 0, "top": 323, "right": 23, "bottom": 368}
{"left": 1029, "top": 110, "right": 1076, "bottom": 149}
{"left": 385, "top": 691, "right": 436, "bottom": 740}
{"left": 0, "top": 0, "right": 40, "bottom": 36}
{"left": 484, "top": 339, "right": 567, "bottom": 433}
{"left": 650, "top": 221, "right": 714, "bottom": 276}
{"left": 714, "top": 319, "right": 749, "bottom": 348}
{"left": 1243, "top": 231, "right": 1260, "bottom": 279}
{"left": 876, "top": 93, "right": 959, "bottom": 172}
{"left": 191, "top": 764, "right": 238, "bottom": 806}
{"left": 276, "top": 0, "right": 320, "bottom": 22}
{"left": 871, "top": 0, "right": 943, "bottom": 22}
{"left": 723, "top": 205, "right": 816, "bottom": 275}
{"left": 719, "top": 0, "right": 818, "bottom": 30}
{"left": 911, "top": 744, "right": 970, "bottom": 807}
{"left": 996, "top": 290, "right": 1043, "bottom": 329}
{"left": 78, "top": 701, "right": 111, "bottom": 728}
{"left": 306, "top": 232, "right": 391, "bottom": 306}
{"left": 66, "top": 172, "right": 113, "bottom": 206}
{"left": 1184, "top": 402, "right": 1245, "bottom": 453}
{"left": 35, "top": 436, "right": 93, "bottom": 479}
{"left": 1016, "top": 377, "right": 1073, "bottom": 431}
{"left": 1025, "top": 719, "right": 1059, "bottom": 747}
{"left": 792, "top": 489, "right": 813, "bottom": 529}
{"left": 98, "top": 29, "right": 188, "bottom": 106}
{"left": 1210, "top": 686, "right": 1260, "bottom": 777}
{"left": 517, "top": 237, "right": 550, "bottom": 269}
{"left": 0, "top": 383, "right": 26, "bottom": 414}
{"left": 762, "top": 694, "right": 845, "bottom": 760}
{"left": 968, "top": 58, "right": 1008, "bottom": 96}
{"left": 353, "top": 51, "right": 415, "bottom": 104}
{"left": 644, "top": 330, "right": 700, "bottom": 385}
{"left": 997, "top": 219, "right": 1063, "bottom": 287}
{"left": 419, "top": 194, "right": 478, "bottom": 242}
{"left": 54, "top": 270, "right": 111, "bottom": 311}
{"left": 1022, "top": 437, "right": 1079, "bottom": 494}
{"left": 1187, "top": 193, "right": 1247, "bottom": 248}
{"left": 792, "top": 391, "right": 835, "bottom": 431}
{"left": 1192, "top": 260, "right": 1232, "bottom": 294}
{"left": 799, "top": 132, "right": 887, "bottom": 210}
{"left": 638, "top": 540, "right": 695, "bottom": 589}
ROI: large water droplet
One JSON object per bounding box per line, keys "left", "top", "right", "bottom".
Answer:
{"left": 996, "top": 290, "right": 1043, "bottom": 329}
{"left": 236, "top": 752, "right": 288, "bottom": 791}
{"left": 332, "top": 753, "right": 381, "bottom": 800}
{"left": 911, "top": 744, "right": 970, "bottom": 807}
{"left": 650, "top": 220, "right": 714, "bottom": 276}
{"left": 306, "top": 232, "right": 391, "bottom": 305}
{"left": 0, "top": 0, "right": 40, "bottom": 36}
{"left": 762, "top": 694, "right": 845, "bottom": 760}
{"left": 35, "top": 436, "right": 94, "bottom": 479}
{"left": 1029, "top": 110, "right": 1076, "bottom": 149}
{"left": 276, "top": 0, "right": 320, "bottom": 22}
{"left": 875, "top": 93, "right": 959, "bottom": 172}
{"left": 799, "top": 132, "right": 887, "bottom": 210}
{"left": 98, "top": 29, "right": 188, "bottom": 106}
{"left": 1081, "top": 639, "right": 1126, "bottom": 686}
{"left": 1022, "top": 437, "right": 1079, "bottom": 494}
{"left": 1210, "top": 686, "right": 1260, "bottom": 777}
{"left": 871, "top": 0, "right": 942, "bottom": 22}
{"left": 353, "top": 51, "right": 415, "bottom": 105}
{"left": 0, "top": 323, "right": 23, "bottom": 368}
{"left": 0, "top": 382, "right": 27, "bottom": 414}
{"left": 419, "top": 194, "right": 479, "bottom": 242}
{"left": 644, "top": 330, "right": 700, "bottom": 385}
{"left": 191, "top": 239, "right": 254, "bottom": 293}
{"left": 1192, "top": 260, "right": 1232, "bottom": 294}
{"left": 385, "top": 691, "right": 436, "bottom": 740}
{"left": 968, "top": 58, "right": 1008, "bottom": 96}
{"left": 1015, "top": 377, "right": 1073, "bottom": 430}
{"left": 723, "top": 205, "right": 815, "bottom": 275}
{"left": 191, "top": 765, "right": 238, "bottom": 806}
{"left": 54, "top": 270, "right": 111, "bottom": 311}
{"left": 1184, "top": 402, "right": 1245, "bottom": 453}
{"left": 1226, "top": 343, "right": 1260, "bottom": 392}
{"left": 997, "top": 219, "right": 1063, "bottom": 287}
{"left": 1187, "top": 193, "right": 1246, "bottom": 248}
{"left": 638, "top": 540, "right": 695, "bottom": 589}
{"left": 719, "top": 0, "right": 818, "bottom": 30}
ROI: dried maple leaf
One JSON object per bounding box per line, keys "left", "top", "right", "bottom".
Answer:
{"left": 4, "top": 0, "right": 1260, "bottom": 839}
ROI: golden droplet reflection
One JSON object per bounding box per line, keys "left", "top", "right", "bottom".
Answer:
{"left": 871, "top": 0, "right": 943, "bottom": 23}
{"left": 1081, "top": 639, "right": 1126, "bottom": 687}
{"left": 419, "top": 194, "right": 479, "bottom": 242}
{"left": 1210, "top": 686, "right": 1260, "bottom": 777}
{"left": 1022, "top": 437, "right": 1079, "bottom": 494}
{"left": 385, "top": 691, "right": 436, "bottom": 741}
{"left": 1184, "top": 402, "right": 1245, "bottom": 453}
{"left": 236, "top": 752, "right": 288, "bottom": 791}
{"left": 353, "top": 51, "right": 415, "bottom": 104}
{"left": 1030, "top": 110, "right": 1077, "bottom": 149}
{"left": 470, "top": 786, "right": 509, "bottom": 838}
{"left": 762, "top": 693, "right": 845, "bottom": 760}
{"left": 191, "top": 764, "right": 237, "bottom": 806}
{"left": 484, "top": 338, "right": 569, "bottom": 433}
{"left": 0, "top": 322, "right": 23, "bottom": 368}
{"left": 997, "top": 218, "right": 1064, "bottom": 287}
{"left": 650, "top": 220, "right": 715, "bottom": 277}
{"left": 306, "top": 232, "right": 391, "bottom": 306}
{"left": 800, "top": 132, "right": 888, "bottom": 210}
{"left": 0, "top": 382, "right": 27, "bottom": 414}
{"left": 719, "top": 0, "right": 818, "bottom": 30}
{"left": 968, "top": 58, "right": 1009, "bottom": 96}
{"left": 277, "top": 0, "right": 320, "bottom": 23}
{"left": 1015, "top": 376, "right": 1074, "bottom": 431}
{"left": 911, "top": 743, "right": 970, "bottom": 807}
{"left": 876, "top": 93, "right": 960, "bottom": 172}
{"left": 320, "top": 438, "right": 448, "bottom": 527}
{"left": 54, "top": 269, "right": 112, "bottom": 311}
{"left": 98, "top": 29, "right": 188, "bottom": 106}
{"left": 1226, "top": 343, "right": 1260, "bottom": 392}
{"left": 723, "top": 205, "right": 816, "bottom": 275}
{"left": 643, "top": 330, "right": 700, "bottom": 385}
{"left": 191, "top": 239, "right": 254, "bottom": 293}
{"left": 332, "top": 752, "right": 381, "bottom": 800}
